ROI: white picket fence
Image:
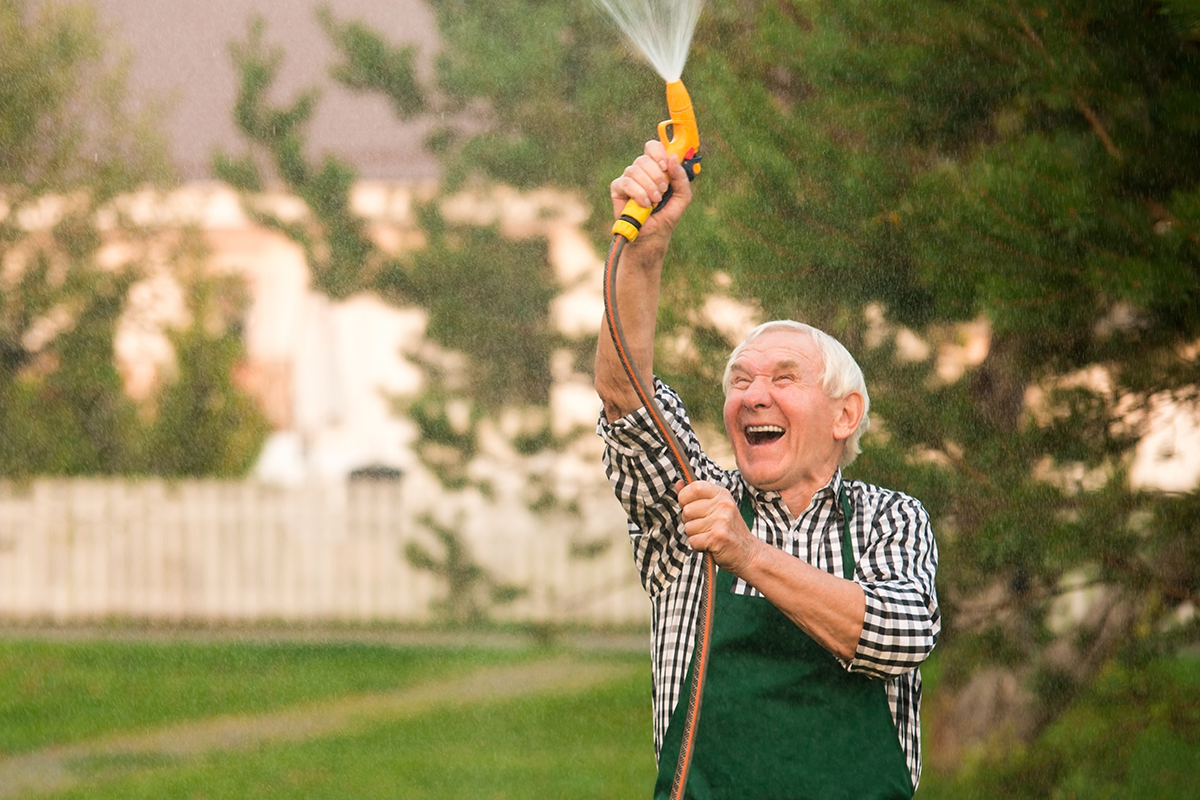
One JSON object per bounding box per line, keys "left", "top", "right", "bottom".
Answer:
{"left": 0, "top": 479, "right": 650, "bottom": 626}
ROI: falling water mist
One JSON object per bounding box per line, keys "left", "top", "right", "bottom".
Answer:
{"left": 592, "top": 0, "right": 704, "bottom": 82}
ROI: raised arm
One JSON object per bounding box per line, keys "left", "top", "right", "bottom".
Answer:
{"left": 595, "top": 139, "right": 693, "bottom": 423}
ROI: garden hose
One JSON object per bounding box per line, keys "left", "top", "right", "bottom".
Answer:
{"left": 603, "top": 79, "right": 706, "bottom": 800}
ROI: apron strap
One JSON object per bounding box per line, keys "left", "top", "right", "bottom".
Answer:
{"left": 838, "top": 482, "right": 855, "bottom": 582}
{"left": 738, "top": 490, "right": 755, "bottom": 529}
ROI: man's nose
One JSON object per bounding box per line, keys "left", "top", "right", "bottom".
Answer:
{"left": 743, "top": 376, "right": 773, "bottom": 406}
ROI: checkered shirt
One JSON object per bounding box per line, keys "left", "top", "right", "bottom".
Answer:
{"left": 598, "top": 379, "right": 940, "bottom": 789}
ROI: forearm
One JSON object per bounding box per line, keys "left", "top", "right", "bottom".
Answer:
{"left": 596, "top": 141, "right": 692, "bottom": 422}
{"left": 741, "top": 543, "right": 866, "bottom": 662}
{"left": 595, "top": 235, "right": 669, "bottom": 422}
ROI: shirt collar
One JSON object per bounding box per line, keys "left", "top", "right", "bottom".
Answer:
{"left": 741, "top": 469, "right": 844, "bottom": 511}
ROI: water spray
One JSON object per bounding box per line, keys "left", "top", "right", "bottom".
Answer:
{"left": 594, "top": 1, "right": 709, "bottom": 798}
{"left": 598, "top": 0, "right": 703, "bottom": 242}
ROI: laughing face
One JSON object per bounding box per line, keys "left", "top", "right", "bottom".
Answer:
{"left": 723, "top": 329, "right": 859, "bottom": 506}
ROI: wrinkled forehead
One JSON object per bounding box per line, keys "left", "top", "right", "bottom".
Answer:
{"left": 728, "top": 328, "right": 823, "bottom": 375}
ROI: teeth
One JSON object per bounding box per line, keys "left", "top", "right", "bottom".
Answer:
{"left": 746, "top": 425, "right": 784, "bottom": 434}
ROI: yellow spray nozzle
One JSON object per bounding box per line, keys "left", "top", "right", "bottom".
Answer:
{"left": 613, "top": 79, "right": 703, "bottom": 242}
{"left": 661, "top": 80, "right": 700, "bottom": 171}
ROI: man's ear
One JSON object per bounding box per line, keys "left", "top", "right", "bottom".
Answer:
{"left": 832, "top": 392, "right": 864, "bottom": 442}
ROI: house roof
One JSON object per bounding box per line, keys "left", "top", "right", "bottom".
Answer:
{"left": 88, "top": 0, "right": 441, "bottom": 181}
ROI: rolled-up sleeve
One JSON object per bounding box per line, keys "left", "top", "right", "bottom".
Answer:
{"left": 850, "top": 495, "right": 940, "bottom": 678}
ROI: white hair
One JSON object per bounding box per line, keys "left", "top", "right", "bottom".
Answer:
{"left": 723, "top": 320, "right": 871, "bottom": 467}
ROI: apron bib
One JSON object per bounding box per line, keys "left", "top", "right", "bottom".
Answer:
{"left": 654, "top": 488, "right": 914, "bottom": 800}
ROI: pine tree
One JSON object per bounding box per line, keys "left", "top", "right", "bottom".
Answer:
{"left": 211, "top": 3, "right": 1198, "bottom": 786}
{"left": 418, "top": 0, "right": 1200, "bottom": 791}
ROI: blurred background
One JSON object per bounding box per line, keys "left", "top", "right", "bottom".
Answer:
{"left": 1, "top": 0, "right": 1198, "bottom": 797}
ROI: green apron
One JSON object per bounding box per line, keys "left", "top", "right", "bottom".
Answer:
{"left": 653, "top": 487, "right": 915, "bottom": 800}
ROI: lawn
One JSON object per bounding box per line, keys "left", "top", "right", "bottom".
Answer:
{"left": 0, "top": 636, "right": 546, "bottom": 755}
{"left": 6, "top": 633, "right": 1197, "bottom": 799}
{"left": 0, "top": 634, "right": 657, "bottom": 799}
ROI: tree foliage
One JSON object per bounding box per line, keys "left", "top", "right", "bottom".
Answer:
{"left": 0, "top": 0, "right": 169, "bottom": 196}
{"left": 413, "top": 0, "right": 1200, "bottom": 788}
{"left": 317, "top": 6, "right": 427, "bottom": 119}
{"left": 404, "top": 513, "right": 527, "bottom": 624}
{"left": 210, "top": 2, "right": 1197, "bottom": 784}
{"left": 0, "top": 0, "right": 268, "bottom": 477}
{"left": 141, "top": 241, "right": 272, "bottom": 478}
{"left": 215, "top": 14, "right": 561, "bottom": 490}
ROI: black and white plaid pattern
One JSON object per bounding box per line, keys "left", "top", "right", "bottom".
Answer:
{"left": 598, "top": 379, "right": 940, "bottom": 789}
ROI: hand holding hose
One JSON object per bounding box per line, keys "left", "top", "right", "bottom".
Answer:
{"left": 597, "top": 139, "right": 694, "bottom": 423}
{"left": 611, "top": 80, "right": 701, "bottom": 243}
{"left": 609, "top": 139, "right": 693, "bottom": 246}
{"left": 676, "top": 480, "right": 761, "bottom": 575}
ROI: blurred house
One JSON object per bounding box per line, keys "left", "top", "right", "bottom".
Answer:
{"left": 63, "top": 0, "right": 605, "bottom": 484}
{"left": 3, "top": 180, "right": 652, "bottom": 625}
{"left": 85, "top": 0, "right": 442, "bottom": 182}
{"left": 103, "top": 180, "right": 610, "bottom": 486}
{"left": 75, "top": 0, "right": 1200, "bottom": 492}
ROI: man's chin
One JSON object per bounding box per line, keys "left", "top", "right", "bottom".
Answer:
{"left": 736, "top": 463, "right": 786, "bottom": 492}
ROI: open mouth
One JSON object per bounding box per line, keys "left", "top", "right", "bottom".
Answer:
{"left": 745, "top": 425, "right": 785, "bottom": 446}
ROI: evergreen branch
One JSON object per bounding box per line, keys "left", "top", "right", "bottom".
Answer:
{"left": 981, "top": 189, "right": 1048, "bottom": 238}
{"left": 1094, "top": 205, "right": 1148, "bottom": 251}
{"left": 1158, "top": 0, "right": 1200, "bottom": 42}
{"left": 997, "top": 286, "right": 1087, "bottom": 309}
{"left": 969, "top": 228, "right": 1056, "bottom": 270}
{"left": 1144, "top": 199, "right": 1200, "bottom": 246}
{"left": 726, "top": 212, "right": 811, "bottom": 262}
{"left": 1009, "top": 0, "right": 1050, "bottom": 57}
{"left": 940, "top": 440, "right": 996, "bottom": 489}
{"left": 1072, "top": 95, "right": 1123, "bottom": 161}
{"left": 317, "top": 6, "right": 427, "bottom": 120}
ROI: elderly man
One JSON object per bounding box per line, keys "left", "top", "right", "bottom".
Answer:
{"left": 596, "top": 141, "right": 940, "bottom": 799}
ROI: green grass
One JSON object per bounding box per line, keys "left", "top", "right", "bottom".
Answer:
{"left": 0, "top": 636, "right": 656, "bottom": 800}
{"left": 17, "top": 635, "right": 1195, "bottom": 799}
{"left": 45, "top": 670, "right": 655, "bottom": 799}
{"left": 0, "top": 637, "right": 544, "bottom": 756}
